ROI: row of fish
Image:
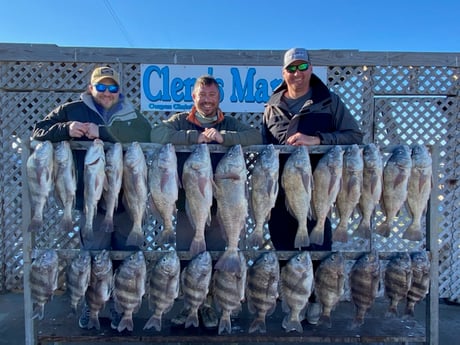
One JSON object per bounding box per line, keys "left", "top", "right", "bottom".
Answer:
{"left": 26, "top": 141, "right": 433, "bottom": 254}
{"left": 30, "top": 248, "right": 430, "bottom": 334}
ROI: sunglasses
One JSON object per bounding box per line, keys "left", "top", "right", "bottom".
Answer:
{"left": 93, "top": 83, "right": 119, "bottom": 93}
{"left": 286, "top": 63, "right": 310, "bottom": 73}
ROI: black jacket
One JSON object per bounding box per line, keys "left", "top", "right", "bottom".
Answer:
{"left": 262, "top": 74, "right": 363, "bottom": 145}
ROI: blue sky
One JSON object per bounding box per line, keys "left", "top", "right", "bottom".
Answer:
{"left": 0, "top": 0, "right": 458, "bottom": 52}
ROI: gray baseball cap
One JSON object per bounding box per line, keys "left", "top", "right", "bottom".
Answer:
{"left": 283, "top": 48, "right": 310, "bottom": 68}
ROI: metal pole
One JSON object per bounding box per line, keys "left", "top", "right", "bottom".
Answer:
{"left": 21, "top": 138, "right": 35, "bottom": 345}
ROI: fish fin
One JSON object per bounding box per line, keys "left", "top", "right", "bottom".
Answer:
{"left": 349, "top": 316, "right": 364, "bottom": 330}
{"left": 402, "top": 223, "right": 423, "bottom": 241}
{"left": 355, "top": 220, "right": 371, "bottom": 239}
{"left": 32, "top": 303, "right": 45, "bottom": 320}
{"left": 156, "top": 228, "right": 176, "bottom": 245}
{"left": 215, "top": 249, "right": 241, "bottom": 273}
{"left": 28, "top": 217, "right": 43, "bottom": 233}
{"left": 100, "top": 217, "right": 114, "bottom": 233}
{"left": 247, "top": 227, "right": 264, "bottom": 249}
{"left": 143, "top": 315, "right": 161, "bottom": 331}
{"left": 249, "top": 316, "right": 267, "bottom": 333}
{"left": 318, "top": 314, "right": 332, "bottom": 328}
{"left": 87, "top": 315, "right": 101, "bottom": 330}
{"left": 189, "top": 236, "right": 206, "bottom": 256}
{"left": 294, "top": 227, "right": 310, "bottom": 249}
{"left": 309, "top": 222, "right": 325, "bottom": 246}
{"left": 282, "top": 315, "right": 303, "bottom": 333}
{"left": 332, "top": 224, "right": 348, "bottom": 243}
{"left": 185, "top": 310, "right": 199, "bottom": 328}
{"left": 117, "top": 315, "right": 134, "bottom": 332}
{"left": 376, "top": 222, "right": 391, "bottom": 237}
{"left": 218, "top": 314, "right": 232, "bottom": 335}
{"left": 126, "top": 228, "right": 144, "bottom": 247}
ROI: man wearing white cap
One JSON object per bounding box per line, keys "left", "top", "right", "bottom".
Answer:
{"left": 262, "top": 47, "right": 363, "bottom": 324}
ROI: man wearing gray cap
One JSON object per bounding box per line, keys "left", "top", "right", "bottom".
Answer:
{"left": 262, "top": 47, "right": 363, "bottom": 324}
{"left": 262, "top": 47, "right": 362, "bottom": 146}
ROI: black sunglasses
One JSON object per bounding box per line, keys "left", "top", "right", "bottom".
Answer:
{"left": 286, "top": 63, "right": 310, "bottom": 74}
{"left": 93, "top": 83, "right": 119, "bottom": 93}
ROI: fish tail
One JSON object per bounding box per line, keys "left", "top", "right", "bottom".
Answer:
{"left": 215, "top": 249, "right": 241, "bottom": 273}
{"left": 189, "top": 236, "right": 206, "bottom": 256}
{"left": 87, "top": 315, "right": 101, "bottom": 330}
{"left": 332, "top": 224, "right": 348, "bottom": 243}
{"left": 218, "top": 314, "right": 232, "bottom": 335}
{"left": 32, "top": 303, "right": 45, "bottom": 320}
{"left": 247, "top": 227, "right": 264, "bottom": 249}
{"left": 282, "top": 314, "right": 303, "bottom": 333}
{"left": 385, "top": 306, "right": 398, "bottom": 318}
{"left": 402, "top": 223, "right": 423, "bottom": 241}
{"left": 309, "top": 222, "right": 324, "bottom": 246}
{"left": 185, "top": 310, "right": 199, "bottom": 328}
{"left": 404, "top": 302, "right": 416, "bottom": 318}
{"left": 81, "top": 225, "right": 94, "bottom": 243}
{"left": 126, "top": 227, "right": 144, "bottom": 247}
{"left": 100, "top": 216, "right": 114, "bottom": 233}
{"left": 143, "top": 314, "right": 162, "bottom": 331}
{"left": 248, "top": 316, "right": 267, "bottom": 333}
{"left": 294, "top": 227, "right": 310, "bottom": 249}
{"left": 318, "top": 314, "right": 332, "bottom": 328}
{"left": 156, "top": 228, "right": 176, "bottom": 245}
{"left": 354, "top": 219, "right": 371, "bottom": 239}
{"left": 349, "top": 315, "right": 365, "bottom": 330}
{"left": 117, "top": 315, "right": 134, "bottom": 332}
{"left": 28, "top": 217, "right": 43, "bottom": 232}
{"left": 376, "top": 221, "right": 391, "bottom": 237}
{"left": 59, "top": 215, "right": 74, "bottom": 233}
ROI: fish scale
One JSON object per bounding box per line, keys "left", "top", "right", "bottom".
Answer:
{"left": 356, "top": 143, "right": 383, "bottom": 239}
{"left": 144, "top": 251, "right": 180, "bottom": 331}
{"left": 180, "top": 251, "right": 212, "bottom": 328}
{"left": 377, "top": 145, "right": 412, "bottom": 238}
{"left": 101, "top": 142, "right": 123, "bottom": 233}
{"left": 314, "top": 252, "right": 345, "bottom": 328}
{"left": 182, "top": 144, "right": 213, "bottom": 255}
{"left": 349, "top": 251, "right": 380, "bottom": 329}
{"left": 384, "top": 252, "right": 412, "bottom": 318}
{"left": 122, "top": 142, "right": 148, "bottom": 247}
{"left": 66, "top": 250, "right": 91, "bottom": 316}
{"left": 334, "top": 144, "right": 363, "bottom": 243}
{"left": 83, "top": 139, "right": 106, "bottom": 242}
{"left": 148, "top": 143, "right": 179, "bottom": 246}
{"left": 404, "top": 144, "right": 432, "bottom": 241}
{"left": 280, "top": 251, "right": 314, "bottom": 333}
{"left": 214, "top": 145, "right": 248, "bottom": 273}
{"left": 249, "top": 144, "right": 279, "bottom": 249}
{"left": 212, "top": 252, "right": 247, "bottom": 335}
{"left": 27, "top": 140, "right": 54, "bottom": 233}
{"left": 405, "top": 251, "right": 430, "bottom": 317}
{"left": 311, "top": 146, "right": 343, "bottom": 246}
{"left": 281, "top": 146, "right": 313, "bottom": 249}
{"left": 53, "top": 140, "right": 76, "bottom": 233}
{"left": 30, "top": 249, "right": 59, "bottom": 320}
{"left": 113, "top": 251, "right": 147, "bottom": 332}
{"left": 247, "top": 251, "right": 279, "bottom": 334}
{"left": 85, "top": 250, "right": 113, "bottom": 330}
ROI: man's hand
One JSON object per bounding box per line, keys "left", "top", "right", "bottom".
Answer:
{"left": 198, "top": 128, "right": 223, "bottom": 144}
{"left": 68, "top": 121, "right": 89, "bottom": 138}
{"left": 286, "top": 132, "right": 320, "bottom": 146}
{"left": 85, "top": 123, "right": 100, "bottom": 139}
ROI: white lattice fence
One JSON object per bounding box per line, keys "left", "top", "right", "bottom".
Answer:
{"left": 0, "top": 59, "right": 459, "bottom": 301}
